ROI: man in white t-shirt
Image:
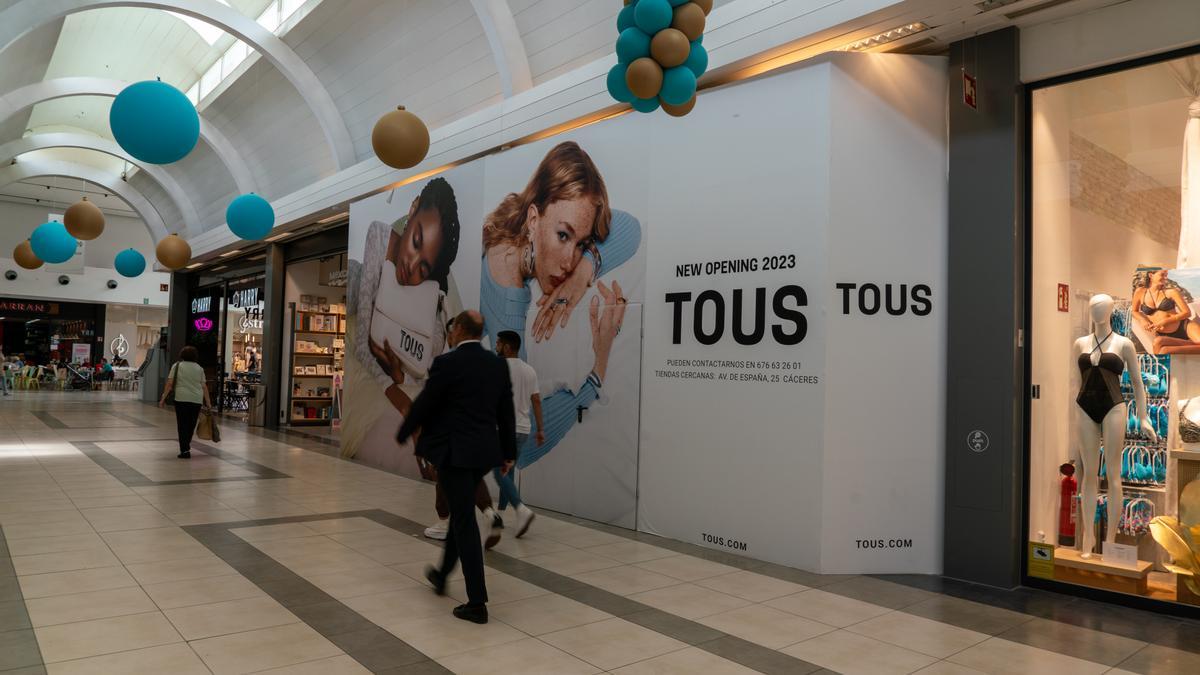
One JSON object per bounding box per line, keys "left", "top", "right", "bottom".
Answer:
{"left": 492, "top": 330, "right": 544, "bottom": 537}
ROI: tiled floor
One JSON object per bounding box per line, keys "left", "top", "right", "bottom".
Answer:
{"left": 2, "top": 391, "right": 1199, "bottom": 674}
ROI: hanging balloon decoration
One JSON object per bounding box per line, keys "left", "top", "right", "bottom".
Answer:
{"left": 114, "top": 248, "right": 147, "bottom": 278}
{"left": 64, "top": 196, "right": 105, "bottom": 240}
{"left": 13, "top": 240, "right": 42, "bottom": 270}
{"left": 109, "top": 80, "right": 200, "bottom": 164}
{"left": 372, "top": 106, "right": 430, "bottom": 169}
{"left": 226, "top": 193, "right": 275, "bottom": 241}
{"left": 155, "top": 234, "right": 192, "bottom": 271}
{"left": 608, "top": 0, "right": 712, "bottom": 115}
{"left": 30, "top": 221, "right": 78, "bottom": 264}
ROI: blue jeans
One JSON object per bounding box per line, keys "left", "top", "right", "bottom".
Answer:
{"left": 494, "top": 433, "right": 527, "bottom": 509}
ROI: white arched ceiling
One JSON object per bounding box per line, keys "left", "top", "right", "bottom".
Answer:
{"left": 0, "top": 132, "right": 201, "bottom": 235}
{"left": 0, "top": 77, "right": 259, "bottom": 195}
{"left": 469, "top": 0, "right": 532, "bottom": 97}
{"left": 0, "top": 158, "right": 168, "bottom": 241}
{"left": 0, "top": 0, "right": 356, "bottom": 169}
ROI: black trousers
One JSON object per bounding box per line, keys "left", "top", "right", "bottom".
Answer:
{"left": 174, "top": 402, "right": 202, "bottom": 453}
{"left": 437, "top": 465, "right": 490, "bottom": 606}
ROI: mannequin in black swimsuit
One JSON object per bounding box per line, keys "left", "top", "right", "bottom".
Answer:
{"left": 1074, "top": 294, "right": 1157, "bottom": 559}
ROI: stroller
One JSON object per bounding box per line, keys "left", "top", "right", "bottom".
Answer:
{"left": 63, "top": 363, "right": 92, "bottom": 390}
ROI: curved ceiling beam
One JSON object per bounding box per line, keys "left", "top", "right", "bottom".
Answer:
{"left": 0, "top": 77, "right": 259, "bottom": 194}
{"left": 0, "top": 158, "right": 168, "bottom": 242}
{"left": 0, "top": 132, "right": 201, "bottom": 236}
{"left": 0, "top": 0, "right": 357, "bottom": 169}
{"left": 469, "top": 0, "right": 533, "bottom": 96}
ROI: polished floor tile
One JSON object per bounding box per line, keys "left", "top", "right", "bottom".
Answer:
{"left": 2, "top": 393, "right": 1192, "bottom": 675}
{"left": 783, "top": 629, "right": 939, "bottom": 675}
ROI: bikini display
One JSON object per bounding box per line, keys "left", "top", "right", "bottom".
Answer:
{"left": 1139, "top": 289, "right": 1191, "bottom": 340}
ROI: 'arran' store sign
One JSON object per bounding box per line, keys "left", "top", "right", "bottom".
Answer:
{"left": 0, "top": 299, "right": 58, "bottom": 315}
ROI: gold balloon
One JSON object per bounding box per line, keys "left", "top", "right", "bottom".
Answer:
{"left": 694, "top": 0, "right": 713, "bottom": 15}
{"left": 672, "top": 2, "right": 706, "bottom": 41}
{"left": 13, "top": 240, "right": 42, "bottom": 270}
{"left": 651, "top": 28, "right": 691, "bottom": 68}
{"left": 155, "top": 234, "right": 192, "bottom": 271}
{"left": 372, "top": 106, "right": 430, "bottom": 170}
{"left": 661, "top": 95, "right": 696, "bottom": 117}
{"left": 64, "top": 196, "right": 105, "bottom": 240}
{"left": 626, "top": 57, "right": 664, "bottom": 100}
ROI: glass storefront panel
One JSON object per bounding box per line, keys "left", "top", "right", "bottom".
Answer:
{"left": 1030, "top": 52, "right": 1200, "bottom": 608}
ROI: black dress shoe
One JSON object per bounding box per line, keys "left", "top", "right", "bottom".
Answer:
{"left": 425, "top": 566, "right": 446, "bottom": 596}
{"left": 453, "top": 603, "right": 488, "bottom": 624}
{"left": 177, "top": 451, "right": 191, "bottom": 459}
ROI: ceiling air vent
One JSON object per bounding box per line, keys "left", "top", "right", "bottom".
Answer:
{"left": 1004, "top": 0, "right": 1084, "bottom": 21}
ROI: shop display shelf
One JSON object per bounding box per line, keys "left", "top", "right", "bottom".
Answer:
{"left": 1170, "top": 448, "right": 1200, "bottom": 461}
{"left": 295, "top": 330, "right": 341, "bottom": 335}
{"left": 290, "top": 418, "right": 331, "bottom": 425}
{"left": 293, "top": 374, "right": 334, "bottom": 378}
{"left": 294, "top": 352, "right": 335, "bottom": 357}
{"left": 292, "top": 396, "right": 332, "bottom": 401}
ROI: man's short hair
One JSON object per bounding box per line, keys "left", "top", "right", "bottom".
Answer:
{"left": 455, "top": 310, "right": 484, "bottom": 339}
{"left": 496, "top": 330, "right": 521, "bottom": 353}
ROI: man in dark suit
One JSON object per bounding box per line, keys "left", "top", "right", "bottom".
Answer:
{"left": 397, "top": 309, "right": 516, "bottom": 624}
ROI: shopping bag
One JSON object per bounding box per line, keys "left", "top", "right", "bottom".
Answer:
{"left": 210, "top": 415, "right": 221, "bottom": 443}
{"left": 196, "top": 411, "right": 213, "bottom": 440}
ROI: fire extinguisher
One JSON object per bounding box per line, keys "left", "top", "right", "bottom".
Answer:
{"left": 1059, "top": 462, "right": 1077, "bottom": 546}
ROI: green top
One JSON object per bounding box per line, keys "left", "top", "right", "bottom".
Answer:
{"left": 170, "top": 361, "right": 206, "bottom": 404}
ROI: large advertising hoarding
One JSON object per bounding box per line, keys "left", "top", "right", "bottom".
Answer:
{"left": 345, "top": 53, "right": 948, "bottom": 573}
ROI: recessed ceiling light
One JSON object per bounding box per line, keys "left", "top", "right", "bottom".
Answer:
{"left": 264, "top": 232, "right": 292, "bottom": 242}
{"left": 185, "top": 263, "right": 203, "bottom": 269}
{"left": 838, "top": 22, "right": 930, "bottom": 51}
{"left": 219, "top": 249, "right": 242, "bottom": 258}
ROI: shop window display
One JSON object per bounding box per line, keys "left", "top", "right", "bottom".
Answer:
{"left": 1030, "top": 52, "right": 1200, "bottom": 607}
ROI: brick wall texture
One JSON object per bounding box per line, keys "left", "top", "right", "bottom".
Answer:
{"left": 1070, "top": 132, "right": 1180, "bottom": 248}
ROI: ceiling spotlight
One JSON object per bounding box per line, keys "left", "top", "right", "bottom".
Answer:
{"left": 838, "top": 22, "right": 930, "bottom": 51}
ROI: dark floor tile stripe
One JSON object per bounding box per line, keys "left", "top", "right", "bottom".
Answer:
{"left": 182, "top": 522, "right": 449, "bottom": 675}
{"left": 28, "top": 411, "right": 66, "bottom": 429}
{"left": 103, "top": 411, "right": 158, "bottom": 427}
{"left": 68, "top": 440, "right": 290, "bottom": 488}
{"left": 0, "top": 527, "right": 45, "bottom": 673}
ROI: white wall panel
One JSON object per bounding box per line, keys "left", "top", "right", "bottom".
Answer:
{"left": 0, "top": 20, "right": 62, "bottom": 143}
{"left": 286, "top": 0, "right": 502, "bottom": 160}
{"left": 167, "top": 131, "right": 238, "bottom": 231}
{"left": 128, "top": 171, "right": 184, "bottom": 235}
{"left": 203, "top": 56, "right": 334, "bottom": 201}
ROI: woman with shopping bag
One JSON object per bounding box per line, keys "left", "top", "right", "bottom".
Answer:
{"left": 158, "top": 346, "right": 213, "bottom": 458}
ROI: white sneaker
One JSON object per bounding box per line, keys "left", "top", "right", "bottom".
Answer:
{"left": 424, "top": 519, "right": 448, "bottom": 540}
{"left": 480, "top": 508, "right": 501, "bottom": 550}
{"left": 515, "top": 504, "right": 536, "bottom": 538}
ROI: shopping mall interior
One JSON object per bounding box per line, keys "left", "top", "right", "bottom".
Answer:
{"left": 2, "top": 0, "right": 1200, "bottom": 673}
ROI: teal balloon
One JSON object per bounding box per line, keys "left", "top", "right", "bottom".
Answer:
{"left": 109, "top": 80, "right": 199, "bottom": 164}
{"left": 685, "top": 41, "right": 708, "bottom": 77}
{"left": 607, "top": 63, "right": 635, "bottom": 103}
{"left": 617, "top": 4, "right": 636, "bottom": 32}
{"left": 669, "top": 0, "right": 690, "bottom": 5}
{"left": 114, "top": 248, "right": 146, "bottom": 278}
{"left": 634, "top": 0, "right": 672, "bottom": 33}
{"left": 660, "top": 66, "right": 697, "bottom": 105}
{"left": 631, "top": 97, "right": 660, "bottom": 113}
{"left": 226, "top": 193, "right": 275, "bottom": 240}
{"left": 30, "top": 221, "right": 77, "bottom": 264}
{"left": 616, "top": 27, "right": 651, "bottom": 63}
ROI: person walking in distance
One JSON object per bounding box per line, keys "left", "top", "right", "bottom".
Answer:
{"left": 159, "top": 346, "right": 213, "bottom": 458}
{"left": 397, "top": 310, "right": 517, "bottom": 624}
{"left": 0, "top": 349, "right": 10, "bottom": 396}
{"left": 493, "top": 330, "right": 544, "bottom": 537}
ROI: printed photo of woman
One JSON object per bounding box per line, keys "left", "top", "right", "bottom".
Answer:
{"left": 480, "top": 141, "right": 642, "bottom": 470}
{"left": 343, "top": 177, "right": 461, "bottom": 475}
{"left": 1132, "top": 268, "right": 1200, "bottom": 354}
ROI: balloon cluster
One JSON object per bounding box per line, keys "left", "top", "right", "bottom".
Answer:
{"left": 608, "top": 0, "right": 712, "bottom": 116}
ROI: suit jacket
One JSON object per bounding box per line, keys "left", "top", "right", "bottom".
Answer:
{"left": 396, "top": 341, "right": 517, "bottom": 470}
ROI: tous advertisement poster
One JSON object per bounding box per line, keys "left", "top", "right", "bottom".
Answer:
{"left": 346, "top": 128, "right": 646, "bottom": 527}
{"left": 345, "top": 53, "right": 947, "bottom": 573}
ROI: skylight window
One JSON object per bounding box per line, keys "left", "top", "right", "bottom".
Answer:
{"left": 169, "top": 0, "right": 230, "bottom": 46}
